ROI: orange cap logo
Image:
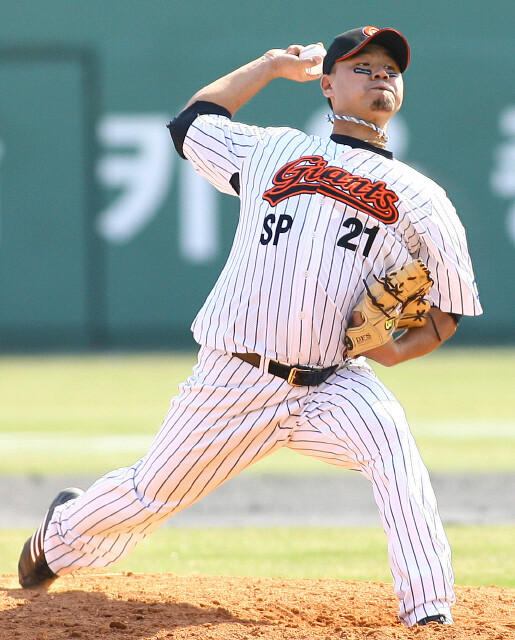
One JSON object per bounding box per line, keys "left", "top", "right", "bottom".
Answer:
{"left": 363, "top": 26, "right": 379, "bottom": 37}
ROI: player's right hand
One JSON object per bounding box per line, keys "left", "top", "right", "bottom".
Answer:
{"left": 264, "top": 45, "right": 324, "bottom": 82}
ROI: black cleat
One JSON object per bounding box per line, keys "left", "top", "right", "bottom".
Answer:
{"left": 18, "top": 487, "right": 83, "bottom": 590}
{"left": 417, "top": 614, "right": 453, "bottom": 625}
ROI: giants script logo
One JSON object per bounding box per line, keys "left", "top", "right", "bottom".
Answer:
{"left": 262, "top": 155, "right": 399, "bottom": 224}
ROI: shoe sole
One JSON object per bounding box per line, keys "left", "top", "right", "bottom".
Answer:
{"left": 18, "top": 487, "right": 84, "bottom": 590}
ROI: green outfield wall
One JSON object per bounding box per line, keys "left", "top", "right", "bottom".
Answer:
{"left": 0, "top": 1, "right": 513, "bottom": 350}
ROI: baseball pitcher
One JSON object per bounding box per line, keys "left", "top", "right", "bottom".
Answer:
{"left": 19, "top": 26, "right": 482, "bottom": 627}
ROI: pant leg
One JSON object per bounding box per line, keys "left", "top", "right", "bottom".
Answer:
{"left": 287, "top": 358, "right": 455, "bottom": 626}
{"left": 44, "top": 347, "right": 303, "bottom": 575}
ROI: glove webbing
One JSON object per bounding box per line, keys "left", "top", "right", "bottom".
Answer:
{"left": 364, "top": 274, "right": 440, "bottom": 340}
{"left": 363, "top": 275, "right": 406, "bottom": 319}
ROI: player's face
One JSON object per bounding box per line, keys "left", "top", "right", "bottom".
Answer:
{"left": 321, "top": 45, "right": 404, "bottom": 125}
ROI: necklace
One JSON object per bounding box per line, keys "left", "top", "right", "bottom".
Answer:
{"left": 327, "top": 113, "right": 389, "bottom": 149}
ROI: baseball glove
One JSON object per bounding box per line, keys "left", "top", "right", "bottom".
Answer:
{"left": 344, "top": 259, "right": 433, "bottom": 357}
{"left": 396, "top": 297, "right": 431, "bottom": 329}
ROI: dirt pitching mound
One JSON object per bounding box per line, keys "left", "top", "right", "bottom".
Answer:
{"left": 1, "top": 572, "right": 513, "bottom": 639}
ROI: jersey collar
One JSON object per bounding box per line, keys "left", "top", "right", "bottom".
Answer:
{"left": 330, "top": 134, "right": 393, "bottom": 159}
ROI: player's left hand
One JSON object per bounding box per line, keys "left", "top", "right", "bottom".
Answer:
{"left": 344, "top": 259, "right": 433, "bottom": 358}
{"left": 397, "top": 298, "right": 431, "bottom": 329}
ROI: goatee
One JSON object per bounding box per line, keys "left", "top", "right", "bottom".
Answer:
{"left": 370, "top": 94, "right": 395, "bottom": 112}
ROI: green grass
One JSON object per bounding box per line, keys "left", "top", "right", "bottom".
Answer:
{"left": 2, "top": 525, "right": 513, "bottom": 587}
{"left": 0, "top": 348, "right": 513, "bottom": 474}
{"left": 0, "top": 353, "right": 192, "bottom": 435}
{"left": 2, "top": 351, "right": 511, "bottom": 592}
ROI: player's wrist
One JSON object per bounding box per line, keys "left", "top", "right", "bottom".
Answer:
{"left": 361, "top": 340, "right": 401, "bottom": 367}
{"left": 261, "top": 50, "right": 288, "bottom": 81}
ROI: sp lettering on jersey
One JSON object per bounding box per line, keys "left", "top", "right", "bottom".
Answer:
{"left": 262, "top": 155, "right": 399, "bottom": 224}
{"left": 260, "top": 213, "right": 293, "bottom": 245}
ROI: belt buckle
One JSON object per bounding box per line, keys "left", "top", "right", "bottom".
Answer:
{"left": 287, "top": 366, "right": 309, "bottom": 387}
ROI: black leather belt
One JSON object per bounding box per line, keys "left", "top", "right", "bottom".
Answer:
{"left": 233, "top": 352, "right": 339, "bottom": 387}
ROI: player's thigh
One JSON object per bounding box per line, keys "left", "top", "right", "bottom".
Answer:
{"left": 135, "top": 347, "right": 300, "bottom": 500}
{"left": 288, "top": 359, "right": 415, "bottom": 470}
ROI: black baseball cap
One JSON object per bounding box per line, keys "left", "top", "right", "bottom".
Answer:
{"left": 323, "top": 26, "right": 410, "bottom": 74}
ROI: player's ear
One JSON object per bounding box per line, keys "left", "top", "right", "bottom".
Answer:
{"left": 320, "top": 74, "right": 334, "bottom": 101}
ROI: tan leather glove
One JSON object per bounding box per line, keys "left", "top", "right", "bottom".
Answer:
{"left": 345, "top": 259, "right": 433, "bottom": 357}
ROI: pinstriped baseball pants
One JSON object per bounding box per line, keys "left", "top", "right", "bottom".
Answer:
{"left": 44, "top": 346, "right": 455, "bottom": 626}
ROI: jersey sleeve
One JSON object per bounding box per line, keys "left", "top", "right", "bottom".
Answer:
{"left": 410, "top": 190, "right": 483, "bottom": 317}
{"left": 168, "top": 101, "right": 266, "bottom": 197}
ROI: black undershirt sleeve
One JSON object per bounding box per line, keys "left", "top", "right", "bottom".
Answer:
{"left": 167, "top": 101, "right": 232, "bottom": 159}
{"left": 449, "top": 312, "right": 462, "bottom": 326}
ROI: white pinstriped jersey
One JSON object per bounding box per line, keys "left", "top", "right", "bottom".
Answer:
{"left": 39, "top": 103, "right": 463, "bottom": 626}
{"left": 183, "top": 114, "right": 482, "bottom": 367}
